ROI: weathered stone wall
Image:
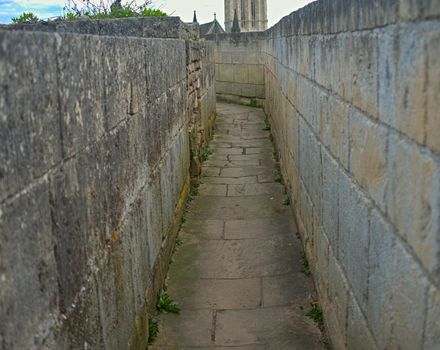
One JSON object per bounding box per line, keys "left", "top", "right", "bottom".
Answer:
{"left": 0, "top": 17, "right": 215, "bottom": 349}
{"left": 263, "top": 1, "right": 440, "bottom": 349}
{"left": 206, "top": 32, "right": 265, "bottom": 106}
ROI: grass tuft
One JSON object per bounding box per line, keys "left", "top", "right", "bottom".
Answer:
{"left": 306, "top": 301, "right": 323, "bottom": 324}
{"left": 301, "top": 251, "right": 311, "bottom": 276}
{"left": 148, "top": 316, "right": 160, "bottom": 344}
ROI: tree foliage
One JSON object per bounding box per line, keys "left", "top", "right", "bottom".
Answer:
{"left": 11, "top": 12, "right": 39, "bottom": 23}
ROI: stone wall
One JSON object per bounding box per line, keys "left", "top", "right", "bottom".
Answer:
{"left": 206, "top": 32, "right": 265, "bottom": 107}
{"left": 0, "top": 17, "right": 215, "bottom": 349}
{"left": 263, "top": 1, "right": 440, "bottom": 349}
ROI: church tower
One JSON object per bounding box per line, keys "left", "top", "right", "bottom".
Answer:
{"left": 224, "top": 0, "right": 268, "bottom": 33}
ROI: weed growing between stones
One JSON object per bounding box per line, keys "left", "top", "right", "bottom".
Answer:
{"left": 283, "top": 197, "right": 290, "bottom": 206}
{"left": 148, "top": 293, "right": 181, "bottom": 344}
{"left": 157, "top": 292, "right": 181, "bottom": 314}
{"left": 301, "top": 251, "right": 311, "bottom": 276}
{"left": 263, "top": 115, "right": 271, "bottom": 131}
{"left": 148, "top": 316, "right": 160, "bottom": 343}
{"left": 202, "top": 147, "right": 214, "bottom": 161}
{"left": 306, "top": 301, "right": 323, "bottom": 324}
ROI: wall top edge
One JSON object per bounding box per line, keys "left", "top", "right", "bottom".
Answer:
{"left": 0, "top": 16, "right": 200, "bottom": 40}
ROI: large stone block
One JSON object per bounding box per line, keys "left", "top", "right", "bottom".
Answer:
{"left": 347, "top": 295, "right": 378, "bottom": 350}
{"left": 299, "top": 119, "right": 322, "bottom": 214}
{"left": 321, "top": 96, "right": 349, "bottom": 169}
{"left": 56, "top": 34, "right": 106, "bottom": 156}
{"left": 217, "top": 63, "right": 234, "bottom": 82}
{"left": 366, "top": 209, "right": 397, "bottom": 348}
{"left": 327, "top": 251, "right": 349, "bottom": 342}
{"left": 387, "top": 133, "right": 440, "bottom": 280}
{"left": 0, "top": 182, "right": 58, "bottom": 349}
{"left": 395, "top": 24, "right": 430, "bottom": 144}
{"left": 425, "top": 285, "right": 440, "bottom": 348}
{"left": 351, "top": 32, "right": 378, "bottom": 118}
{"left": 338, "top": 173, "right": 370, "bottom": 311}
{"left": 349, "top": 108, "right": 388, "bottom": 212}
{"left": 399, "top": 0, "right": 440, "bottom": 20}
{"left": 388, "top": 240, "right": 429, "bottom": 349}
{"left": 233, "top": 64, "right": 249, "bottom": 84}
{"left": 0, "top": 31, "right": 61, "bottom": 202}
{"left": 321, "top": 148, "right": 340, "bottom": 248}
{"left": 248, "top": 65, "right": 264, "bottom": 85}
{"left": 426, "top": 31, "right": 440, "bottom": 154}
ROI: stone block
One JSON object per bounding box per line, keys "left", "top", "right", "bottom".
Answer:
{"left": 338, "top": 173, "right": 370, "bottom": 310}
{"left": 233, "top": 64, "right": 249, "bottom": 84}
{"left": 426, "top": 31, "right": 440, "bottom": 154}
{"left": 0, "top": 182, "right": 58, "bottom": 349}
{"left": 217, "top": 63, "right": 234, "bottom": 82}
{"left": 321, "top": 148, "right": 340, "bottom": 248}
{"left": 399, "top": 0, "right": 440, "bottom": 20}
{"left": 377, "top": 27, "right": 399, "bottom": 133}
{"left": 351, "top": 32, "right": 378, "bottom": 118}
{"left": 248, "top": 65, "right": 264, "bottom": 85}
{"left": 396, "top": 24, "right": 430, "bottom": 143}
{"left": 388, "top": 240, "right": 429, "bottom": 349}
{"left": 366, "top": 210, "right": 397, "bottom": 348}
{"left": 347, "top": 295, "right": 378, "bottom": 350}
{"left": 387, "top": 133, "right": 440, "bottom": 279}
{"left": 241, "top": 84, "right": 257, "bottom": 98}
{"left": 349, "top": 108, "right": 389, "bottom": 212}
{"left": 56, "top": 34, "right": 106, "bottom": 156}
{"left": 299, "top": 119, "right": 322, "bottom": 213}
{"left": 327, "top": 251, "right": 349, "bottom": 339}
{"left": 321, "top": 96, "right": 349, "bottom": 169}
{"left": 424, "top": 285, "right": 440, "bottom": 348}
{"left": 0, "top": 31, "right": 61, "bottom": 202}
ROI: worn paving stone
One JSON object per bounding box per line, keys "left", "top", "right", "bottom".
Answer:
{"left": 215, "top": 306, "right": 323, "bottom": 349}
{"left": 152, "top": 102, "right": 323, "bottom": 349}
{"left": 227, "top": 183, "right": 285, "bottom": 196}
{"left": 262, "top": 273, "right": 314, "bottom": 307}
{"left": 181, "top": 219, "right": 224, "bottom": 240}
{"left": 168, "top": 278, "right": 262, "bottom": 310}
{"left": 198, "top": 184, "right": 228, "bottom": 196}
{"left": 220, "top": 166, "right": 273, "bottom": 178}
{"left": 224, "top": 216, "right": 296, "bottom": 239}
{"left": 203, "top": 176, "right": 259, "bottom": 185}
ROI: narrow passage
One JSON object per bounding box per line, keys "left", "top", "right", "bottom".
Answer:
{"left": 151, "top": 102, "right": 324, "bottom": 350}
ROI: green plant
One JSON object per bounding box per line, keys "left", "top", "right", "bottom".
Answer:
{"left": 175, "top": 237, "right": 184, "bottom": 247}
{"left": 157, "top": 292, "right": 181, "bottom": 314}
{"left": 274, "top": 164, "right": 284, "bottom": 184}
{"left": 248, "top": 99, "right": 258, "bottom": 108}
{"left": 301, "top": 251, "right": 311, "bottom": 276}
{"left": 306, "top": 301, "right": 323, "bottom": 324}
{"left": 181, "top": 212, "right": 187, "bottom": 224}
{"left": 148, "top": 316, "right": 159, "bottom": 343}
{"left": 190, "top": 185, "right": 199, "bottom": 197}
{"left": 202, "top": 147, "right": 213, "bottom": 161}
{"left": 11, "top": 12, "right": 39, "bottom": 23}
{"left": 263, "top": 115, "right": 271, "bottom": 131}
{"left": 283, "top": 197, "right": 290, "bottom": 206}
{"left": 64, "top": 0, "right": 166, "bottom": 20}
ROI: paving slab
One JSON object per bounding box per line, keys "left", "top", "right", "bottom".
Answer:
{"left": 152, "top": 102, "right": 323, "bottom": 349}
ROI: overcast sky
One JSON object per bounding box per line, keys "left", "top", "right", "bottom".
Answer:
{"left": 0, "top": 0, "right": 315, "bottom": 25}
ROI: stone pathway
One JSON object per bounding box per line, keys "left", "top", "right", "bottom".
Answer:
{"left": 150, "top": 102, "right": 324, "bottom": 350}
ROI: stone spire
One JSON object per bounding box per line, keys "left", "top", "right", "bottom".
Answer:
{"left": 231, "top": 8, "right": 241, "bottom": 33}
{"left": 193, "top": 10, "right": 198, "bottom": 23}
